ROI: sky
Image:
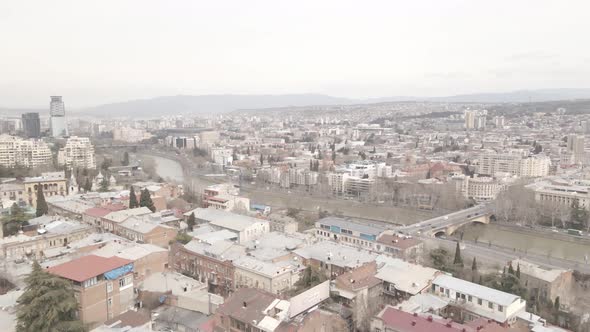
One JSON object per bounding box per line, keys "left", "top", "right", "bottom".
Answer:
{"left": 1, "top": 0, "right": 589, "bottom": 108}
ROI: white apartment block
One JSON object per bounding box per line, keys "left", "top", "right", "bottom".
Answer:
{"left": 113, "top": 127, "right": 151, "bottom": 143}
{"left": 57, "top": 136, "right": 96, "bottom": 170}
{"left": 431, "top": 274, "right": 526, "bottom": 324}
{"left": 211, "top": 148, "right": 233, "bottom": 166}
{"left": 462, "top": 175, "right": 507, "bottom": 203}
{"left": 477, "top": 152, "right": 550, "bottom": 178}
{"left": 0, "top": 135, "right": 52, "bottom": 168}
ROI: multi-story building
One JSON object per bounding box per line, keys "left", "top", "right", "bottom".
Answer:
{"left": 510, "top": 259, "right": 573, "bottom": 306}
{"left": 24, "top": 171, "right": 68, "bottom": 207}
{"left": 461, "top": 175, "right": 505, "bottom": 203}
{"left": 21, "top": 112, "right": 41, "bottom": 138}
{"left": 187, "top": 208, "right": 269, "bottom": 243}
{"left": 112, "top": 127, "right": 151, "bottom": 142}
{"left": 315, "top": 216, "right": 385, "bottom": 251}
{"left": 567, "top": 134, "right": 585, "bottom": 163}
{"left": 50, "top": 96, "right": 68, "bottom": 137}
{"left": 48, "top": 255, "right": 134, "bottom": 327}
{"left": 0, "top": 180, "right": 26, "bottom": 208}
{"left": 170, "top": 240, "right": 245, "bottom": 297}
{"left": 0, "top": 135, "right": 52, "bottom": 168}
{"left": 211, "top": 148, "right": 233, "bottom": 166}
{"left": 0, "top": 219, "right": 93, "bottom": 260}
{"left": 531, "top": 179, "right": 590, "bottom": 209}
{"left": 430, "top": 274, "right": 526, "bottom": 324}
{"left": 58, "top": 136, "right": 97, "bottom": 170}
{"left": 477, "top": 152, "right": 550, "bottom": 177}
{"left": 233, "top": 256, "right": 301, "bottom": 295}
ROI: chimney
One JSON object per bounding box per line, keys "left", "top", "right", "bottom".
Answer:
{"left": 427, "top": 316, "right": 433, "bottom": 322}
{"left": 411, "top": 321, "right": 416, "bottom": 326}
{"left": 413, "top": 313, "right": 418, "bottom": 317}
{"left": 446, "top": 322, "right": 452, "bottom": 328}
{"left": 243, "top": 301, "right": 247, "bottom": 308}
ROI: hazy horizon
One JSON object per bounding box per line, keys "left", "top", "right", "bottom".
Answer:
{"left": 2, "top": 0, "right": 590, "bottom": 108}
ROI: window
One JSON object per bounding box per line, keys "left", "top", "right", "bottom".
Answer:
{"left": 83, "top": 277, "right": 98, "bottom": 288}
{"left": 478, "top": 298, "right": 483, "bottom": 305}
{"left": 498, "top": 305, "right": 503, "bottom": 312}
{"left": 119, "top": 278, "right": 126, "bottom": 287}
{"left": 107, "top": 282, "right": 113, "bottom": 293}
{"left": 107, "top": 298, "right": 112, "bottom": 307}
{"left": 468, "top": 295, "right": 472, "bottom": 302}
{"left": 488, "top": 302, "right": 494, "bottom": 309}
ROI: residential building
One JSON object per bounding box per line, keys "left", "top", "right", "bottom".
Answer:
{"left": 0, "top": 180, "right": 25, "bottom": 208}
{"left": 375, "top": 231, "right": 423, "bottom": 262}
{"left": 477, "top": 152, "right": 550, "bottom": 177}
{"left": 187, "top": 208, "right": 269, "bottom": 243}
{"left": 58, "top": 136, "right": 97, "bottom": 169}
{"left": 170, "top": 240, "right": 245, "bottom": 297}
{"left": 510, "top": 259, "right": 573, "bottom": 306}
{"left": 47, "top": 255, "right": 134, "bottom": 328}
{"left": 112, "top": 126, "right": 151, "bottom": 142}
{"left": 115, "top": 216, "right": 178, "bottom": 248}
{"left": 567, "top": 134, "right": 585, "bottom": 163}
{"left": 370, "top": 306, "right": 511, "bottom": 332}
{"left": 50, "top": 96, "right": 68, "bottom": 137}
{"left": 0, "top": 135, "right": 52, "bottom": 168}
{"left": 0, "top": 219, "right": 93, "bottom": 260}
{"left": 461, "top": 175, "right": 506, "bottom": 203}
{"left": 24, "top": 171, "right": 68, "bottom": 207}
{"left": 430, "top": 274, "right": 526, "bottom": 324}
{"left": 331, "top": 262, "right": 383, "bottom": 331}
{"left": 233, "top": 256, "right": 301, "bottom": 295}
{"left": 21, "top": 112, "right": 41, "bottom": 138}
{"left": 293, "top": 241, "right": 378, "bottom": 279}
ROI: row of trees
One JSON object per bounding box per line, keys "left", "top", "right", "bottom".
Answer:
{"left": 128, "top": 186, "right": 156, "bottom": 212}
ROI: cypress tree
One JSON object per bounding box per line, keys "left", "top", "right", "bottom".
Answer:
{"left": 122, "top": 151, "right": 130, "bottom": 166}
{"left": 453, "top": 241, "right": 463, "bottom": 267}
{"left": 139, "top": 188, "right": 156, "bottom": 212}
{"left": 187, "top": 212, "right": 196, "bottom": 231}
{"left": 516, "top": 263, "right": 521, "bottom": 279}
{"left": 35, "top": 184, "right": 48, "bottom": 217}
{"left": 260, "top": 154, "right": 264, "bottom": 165}
{"left": 84, "top": 178, "right": 92, "bottom": 192}
{"left": 129, "top": 186, "right": 138, "bottom": 209}
{"left": 99, "top": 177, "right": 109, "bottom": 192}
{"left": 508, "top": 262, "right": 515, "bottom": 275}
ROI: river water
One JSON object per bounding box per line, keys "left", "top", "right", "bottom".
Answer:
{"left": 460, "top": 223, "right": 590, "bottom": 264}
{"left": 149, "top": 155, "right": 184, "bottom": 183}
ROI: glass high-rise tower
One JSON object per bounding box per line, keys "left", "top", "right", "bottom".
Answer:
{"left": 50, "top": 96, "right": 68, "bottom": 137}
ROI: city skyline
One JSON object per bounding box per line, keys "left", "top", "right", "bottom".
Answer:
{"left": 1, "top": 0, "right": 590, "bottom": 107}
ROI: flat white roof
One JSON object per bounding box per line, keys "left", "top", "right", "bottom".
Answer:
{"left": 433, "top": 274, "right": 521, "bottom": 306}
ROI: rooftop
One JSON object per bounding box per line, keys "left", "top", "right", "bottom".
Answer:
{"left": 48, "top": 255, "right": 132, "bottom": 282}
{"left": 293, "top": 241, "right": 377, "bottom": 269}
{"left": 316, "top": 216, "right": 386, "bottom": 236}
{"left": 433, "top": 274, "right": 521, "bottom": 306}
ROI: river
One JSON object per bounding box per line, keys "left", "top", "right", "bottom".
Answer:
{"left": 147, "top": 155, "right": 185, "bottom": 183}
{"left": 459, "top": 223, "right": 590, "bottom": 264}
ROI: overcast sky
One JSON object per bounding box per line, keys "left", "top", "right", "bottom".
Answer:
{"left": 1, "top": 0, "right": 589, "bottom": 108}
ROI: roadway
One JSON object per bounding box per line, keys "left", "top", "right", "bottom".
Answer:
{"left": 431, "top": 236, "right": 590, "bottom": 274}
{"left": 399, "top": 204, "right": 490, "bottom": 236}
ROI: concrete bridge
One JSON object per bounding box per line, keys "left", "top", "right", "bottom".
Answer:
{"left": 399, "top": 204, "right": 493, "bottom": 238}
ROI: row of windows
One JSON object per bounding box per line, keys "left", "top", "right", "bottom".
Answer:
{"left": 435, "top": 285, "right": 504, "bottom": 312}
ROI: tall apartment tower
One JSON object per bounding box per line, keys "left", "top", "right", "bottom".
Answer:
{"left": 567, "top": 134, "right": 585, "bottom": 163}
{"left": 464, "top": 110, "right": 475, "bottom": 129}
{"left": 21, "top": 112, "right": 41, "bottom": 138}
{"left": 50, "top": 96, "right": 68, "bottom": 137}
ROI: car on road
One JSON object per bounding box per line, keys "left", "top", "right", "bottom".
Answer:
{"left": 443, "top": 216, "right": 449, "bottom": 220}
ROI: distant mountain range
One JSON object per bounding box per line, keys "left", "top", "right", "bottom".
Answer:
{"left": 3, "top": 89, "right": 590, "bottom": 118}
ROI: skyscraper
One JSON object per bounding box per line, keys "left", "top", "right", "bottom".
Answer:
{"left": 567, "top": 134, "right": 585, "bottom": 163}
{"left": 50, "top": 96, "right": 68, "bottom": 137}
{"left": 21, "top": 112, "right": 41, "bottom": 138}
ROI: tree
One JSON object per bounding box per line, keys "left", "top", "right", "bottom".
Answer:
{"left": 571, "top": 198, "right": 587, "bottom": 227}
{"left": 139, "top": 188, "right": 156, "bottom": 212}
{"left": 16, "top": 261, "right": 84, "bottom": 332}
{"left": 2, "top": 203, "right": 30, "bottom": 236}
{"left": 101, "top": 158, "right": 112, "bottom": 171}
{"left": 453, "top": 241, "right": 464, "bottom": 267}
{"left": 121, "top": 152, "right": 130, "bottom": 166}
{"left": 187, "top": 212, "right": 196, "bottom": 231}
{"left": 554, "top": 296, "right": 560, "bottom": 311}
{"left": 129, "top": 186, "right": 138, "bottom": 208}
{"left": 471, "top": 257, "right": 478, "bottom": 282}
{"left": 332, "top": 150, "right": 336, "bottom": 162}
{"left": 430, "top": 248, "right": 452, "bottom": 272}
{"left": 99, "top": 177, "right": 109, "bottom": 192}
{"left": 260, "top": 154, "right": 264, "bottom": 165}
{"left": 516, "top": 263, "right": 521, "bottom": 279}
{"left": 508, "top": 262, "right": 515, "bottom": 276}
{"left": 84, "top": 178, "right": 92, "bottom": 192}
{"left": 35, "top": 184, "right": 48, "bottom": 217}
{"left": 175, "top": 232, "right": 192, "bottom": 245}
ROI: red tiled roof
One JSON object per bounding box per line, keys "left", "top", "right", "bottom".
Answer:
{"left": 47, "top": 255, "right": 132, "bottom": 282}
{"left": 379, "top": 307, "right": 475, "bottom": 332}
{"left": 84, "top": 207, "right": 112, "bottom": 218}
